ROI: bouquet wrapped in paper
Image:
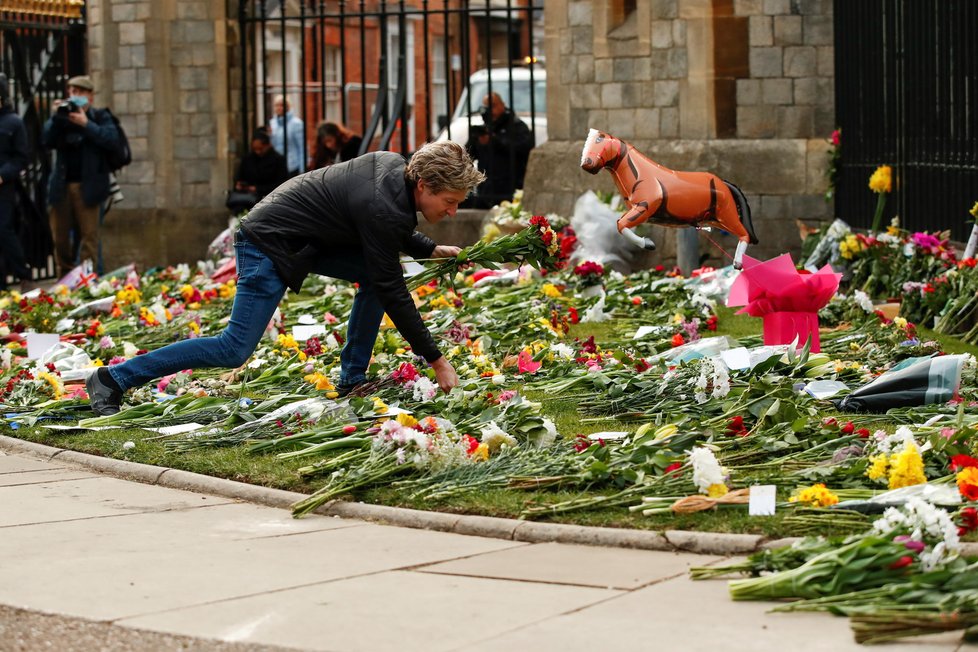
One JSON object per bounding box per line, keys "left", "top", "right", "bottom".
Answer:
{"left": 727, "top": 254, "right": 841, "bottom": 352}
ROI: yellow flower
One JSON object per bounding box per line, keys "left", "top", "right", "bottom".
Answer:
{"left": 866, "top": 454, "right": 889, "bottom": 481}
{"left": 869, "top": 165, "right": 892, "bottom": 194}
{"left": 886, "top": 225, "right": 901, "bottom": 236}
{"left": 893, "top": 317, "right": 908, "bottom": 329}
{"left": 372, "top": 397, "right": 389, "bottom": 414}
{"left": 37, "top": 371, "right": 64, "bottom": 400}
{"left": 115, "top": 284, "right": 142, "bottom": 305}
{"left": 790, "top": 483, "right": 839, "bottom": 507}
{"left": 956, "top": 466, "right": 978, "bottom": 499}
{"left": 970, "top": 201, "right": 978, "bottom": 219}
{"left": 839, "top": 234, "right": 863, "bottom": 260}
{"left": 707, "top": 483, "right": 728, "bottom": 498}
{"left": 428, "top": 294, "right": 453, "bottom": 310}
{"left": 188, "top": 322, "right": 201, "bottom": 335}
{"left": 303, "top": 372, "right": 338, "bottom": 397}
{"left": 888, "top": 442, "right": 926, "bottom": 489}
{"left": 472, "top": 443, "right": 490, "bottom": 461}
{"left": 396, "top": 413, "right": 419, "bottom": 429}
{"left": 541, "top": 283, "right": 562, "bottom": 298}
{"left": 276, "top": 334, "right": 299, "bottom": 350}
{"left": 219, "top": 281, "right": 236, "bottom": 299}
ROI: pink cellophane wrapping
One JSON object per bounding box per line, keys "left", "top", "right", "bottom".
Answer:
{"left": 726, "top": 254, "right": 841, "bottom": 350}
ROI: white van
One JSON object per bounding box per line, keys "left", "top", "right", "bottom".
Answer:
{"left": 436, "top": 66, "right": 547, "bottom": 147}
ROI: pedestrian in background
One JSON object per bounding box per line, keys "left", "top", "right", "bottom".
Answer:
{"left": 233, "top": 127, "right": 290, "bottom": 203}
{"left": 269, "top": 95, "right": 305, "bottom": 177}
{"left": 320, "top": 121, "right": 363, "bottom": 164}
{"left": 42, "top": 75, "right": 119, "bottom": 278}
{"left": 465, "top": 92, "right": 533, "bottom": 209}
{"left": 0, "top": 73, "right": 34, "bottom": 292}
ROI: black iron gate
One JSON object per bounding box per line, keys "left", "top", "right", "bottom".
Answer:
{"left": 237, "top": 0, "right": 544, "bottom": 166}
{"left": 833, "top": 0, "right": 977, "bottom": 241}
{"left": 1, "top": 3, "right": 87, "bottom": 282}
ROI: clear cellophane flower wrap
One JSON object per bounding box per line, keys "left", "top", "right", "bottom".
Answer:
{"left": 726, "top": 254, "right": 842, "bottom": 352}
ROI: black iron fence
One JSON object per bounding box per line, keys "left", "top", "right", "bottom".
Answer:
{"left": 237, "top": 0, "right": 545, "bottom": 167}
{"left": 1, "top": 4, "right": 87, "bottom": 283}
{"left": 833, "top": 0, "right": 977, "bottom": 242}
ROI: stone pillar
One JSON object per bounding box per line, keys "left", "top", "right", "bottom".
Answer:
{"left": 525, "top": 0, "right": 836, "bottom": 268}
{"left": 85, "top": 0, "right": 234, "bottom": 271}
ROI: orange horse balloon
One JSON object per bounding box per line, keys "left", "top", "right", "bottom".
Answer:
{"left": 580, "top": 129, "right": 758, "bottom": 268}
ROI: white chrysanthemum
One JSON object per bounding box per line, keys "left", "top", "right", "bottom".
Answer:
{"left": 550, "top": 343, "right": 575, "bottom": 360}
{"left": 872, "top": 497, "right": 960, "bottom": 571}
{"left": 480, "top": 421, "right": 517, "bottom": 452}
{"left": 712, "top": 361, "right": 731, "bottom": 399}
{"left": 688, "top": 446, "right": 726, "bottom": 494}
{"left": 122, "top": 341, "right": 140, "bottom": 358}
{"left": 412, "top": 377, "right": 438, "bottom": 402}
{"left": 853, "top": 290, "right": 875, "bottom": 313}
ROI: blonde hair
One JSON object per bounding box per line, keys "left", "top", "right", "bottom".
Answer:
{"left": 405, "top": 141, "right": 485, "bottom": 194}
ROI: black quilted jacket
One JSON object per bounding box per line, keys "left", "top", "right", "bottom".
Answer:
{"left": 239, "top": 152, "right": 441, "bottom": 362}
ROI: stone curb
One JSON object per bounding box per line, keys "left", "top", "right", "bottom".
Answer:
{"left": 0, "top": 434, "right": 855, "bottom": 556}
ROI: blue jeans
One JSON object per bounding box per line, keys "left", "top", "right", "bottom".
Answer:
{"left": 108, "top": 234, "right": 383, "bottom": 391}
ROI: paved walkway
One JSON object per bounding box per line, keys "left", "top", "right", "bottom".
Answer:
{"left": 0, "top": 448, "right": 965, "bottom": 652}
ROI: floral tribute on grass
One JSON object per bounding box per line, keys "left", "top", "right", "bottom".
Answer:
{"left": 1, "top": 196, "right": 978, "bottom": 551}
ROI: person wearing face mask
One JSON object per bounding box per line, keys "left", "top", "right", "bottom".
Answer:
{"left": 42, "top": 75, "right": 120, "bottom": 278}
{"left": 0, "top": 73, "right": 35, "bottom": 291}
{"left": 465, "top": 92, "right": 533, "bottom": 209}
{"left": 86, "top": 141, "right": 485, "bottom": 416}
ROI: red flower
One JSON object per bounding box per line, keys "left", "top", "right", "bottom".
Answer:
{"left": 957, "top": 507, "right": 978, "bottom": 536}
{"left": 840, "top": 421, "right": 855, "bottom": 435}
{"left": 568, "top": 306, "right": 580, "bottom": 324}
{"left": 462, "top": 434, "right": 480, "bottom": 455}
{"left": 631, "top": 296, "right": 643, "bottom": 305}
{"left": 822, "top": 417, "right": 837, "bottom": 428}
{"left": 671, "top": 333, "right": 685, "bottom": 347}
{"left": 634, "top": 358, "right": 650, "bottom": 372}
{"left": 725, "top": 415, "right": 749, "bottom": 437}
{"left": 951, "top": 454, "right": 978, "bottom": 471}
{"left": 529, "top": 214, "right": 549, "bottom": 228}
{"left": 663, "top": 462, "right": 682, "bottom": 474}
{"left": 705, "top": 315, "right": 718, "bottom": 331}
{"left": 342, "top": 424, "right": 357, "bottom": 435}
{"left": 578, "top": 335, "right": 597, "bottom": 354}
{"left": 573, "top": 434, "right": 591, "bottom": 453}
{"left": 856, "top": 428, "right": 871, "bottom": 438}
{"left": 888, "top": 555, "right": 914, "bottom": 570}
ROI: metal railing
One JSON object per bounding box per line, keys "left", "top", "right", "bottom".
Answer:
{"left": 1, "top": 6, "right": 86, "bottom": 283}
{"left": 237, "top": 0, "right": 545, "bottom": 166}
{"left": 833, "top": 0, "right": 977, "bottom": 241}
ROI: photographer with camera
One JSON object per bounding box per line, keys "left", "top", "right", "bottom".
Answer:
{"left": 464, "top": 92, "right": 533, "bottom": 209}
{"left": 42, "top": 75, "right": 120, "bottom": 278}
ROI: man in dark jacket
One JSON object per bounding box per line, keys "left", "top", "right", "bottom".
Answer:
{"left": 0, "top": 74, "right": 34, "bottom": 291}
{"left": 42, "top": 75, "right": 119, "bottom": 278}
{"left": 86, "top": 141, "right": 485, "bottom": 416}
{"left": 234, "top": 127, "right": 290, "bottom": 201}
{"left": 466, "top": 92, "right": 533, "bottom": 208}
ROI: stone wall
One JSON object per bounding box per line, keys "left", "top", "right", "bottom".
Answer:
{"left": 85, "top": 0, "right": 235, "bottom": 270}
{"left": 523, "top": 0, "right": 835, "bottom": 267}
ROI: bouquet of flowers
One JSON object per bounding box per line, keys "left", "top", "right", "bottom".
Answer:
{"left": 572, "top": 260, "right": 605, "bottom": 288}
{"left": 726, "top": 498, "right": 961, "bottom": 601}
{"left": 407, "top": 215, "right": 566, "bottom": 291}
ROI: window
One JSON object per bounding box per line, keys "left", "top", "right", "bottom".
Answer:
{"left": 431, "top": 38, "right": 449, "bottom": 136}
{"left": 324, "top": 46, "right": 342, "bottom": 122}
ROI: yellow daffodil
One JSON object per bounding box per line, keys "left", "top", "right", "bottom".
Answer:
{"left": 790, "top": 483, "right": 839, "bottom": 507}
{"left": 869, "top": 165, "right": 892, "bottom": 193}
{"left": 540, "top": 283, "right": 562, "bottom": 298}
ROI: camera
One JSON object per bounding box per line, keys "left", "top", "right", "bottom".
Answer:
{"left": 56, "top": 100, "right": 78, "bottom": 116}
